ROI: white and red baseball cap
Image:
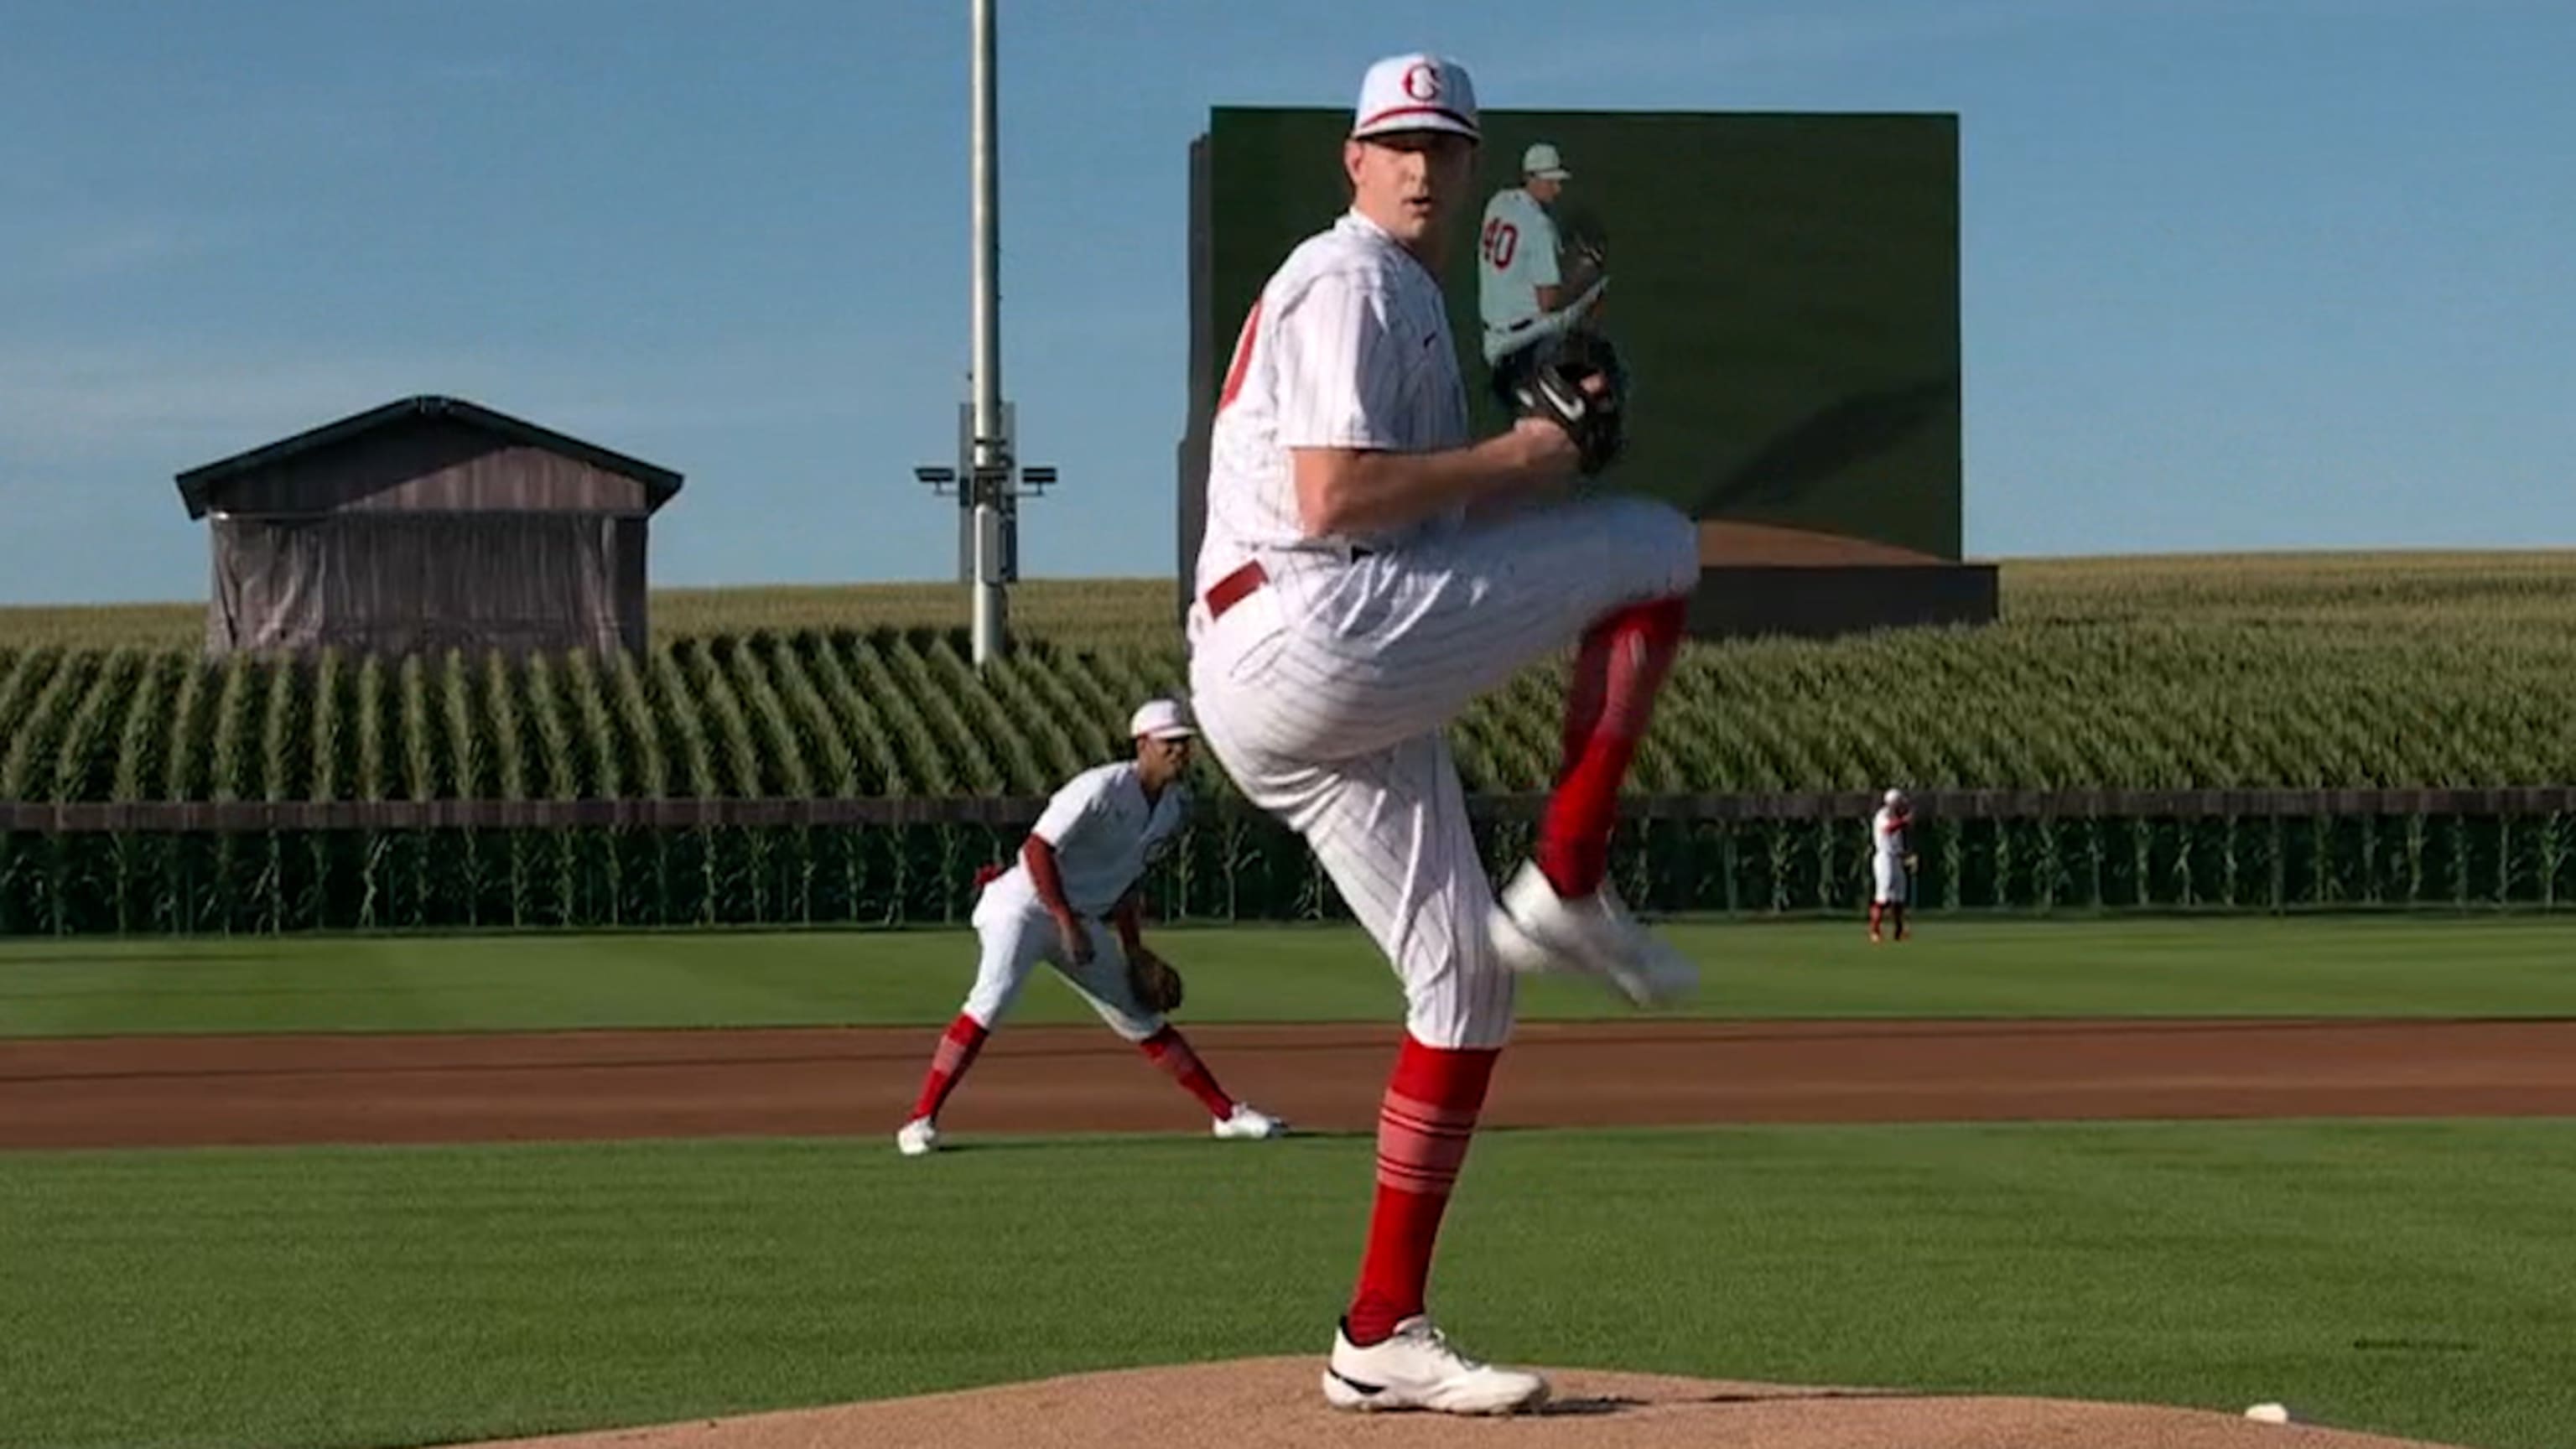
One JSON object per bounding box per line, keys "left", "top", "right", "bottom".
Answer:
{"left": 1130, "top": 698, "right": 1198, "bottom": 741}
{"left": 1349, "top": 53, "right": 1480, "bottom": 143}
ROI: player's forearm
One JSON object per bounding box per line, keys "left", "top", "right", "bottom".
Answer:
{"left": 1292, "top": 429, "right": 1568, "bottom": 537}
{"left": 1021, "top": 837, "right": 1079, "bottom": 922}
{"left": 1109, "top": 891, "right": 1145, "bottom": 953}
{"left": 1519, "top": 277, "right": 1607, "bottom": 345}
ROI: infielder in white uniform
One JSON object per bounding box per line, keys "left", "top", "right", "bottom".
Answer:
{"left": 1477, "top": 141, "right": 1607, "bottom": 408}
{"left": 1870, "top": 787, "right": 1914, "bottom": 943}
{"left": 895, "top": 699, "right": 1286, "bottom": 1156}
{"left": 1185, "top": 53, "right": 1701, "bottom": 1416}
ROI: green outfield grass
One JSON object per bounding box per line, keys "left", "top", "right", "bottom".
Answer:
{"left": 3, "top": 1119, "right": 2570, "bottom": 1449}
{"left": 3, "top": 915, "right": 2575, "bottom": 1038}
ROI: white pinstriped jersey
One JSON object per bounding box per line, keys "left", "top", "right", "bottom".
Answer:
{"left": 1872, "top": 806, "right": 1910, "bottom": 862}
{"left": 984, "top": 762, "right": 1188, "bottom": 918}
{"left": 1476, "top": 187, "right": 1560, "bottom": 347}
{"left": 1194, "top": 208, "right": 1472, "bottom": 599}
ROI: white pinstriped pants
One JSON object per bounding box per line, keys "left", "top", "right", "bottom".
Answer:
{"left": 960, "top": 877, "right": 1166, "bottom": 1042}
{"left": 1187, "top": 492, "right": 1699, "bottom": 1049}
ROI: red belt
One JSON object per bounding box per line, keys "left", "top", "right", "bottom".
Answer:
{"left": 1202, "top": 560, "right": 1269, "bottom": 620}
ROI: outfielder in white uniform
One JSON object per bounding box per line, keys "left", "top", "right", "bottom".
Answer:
{"left": 1870, "top": 787, "right": 1914, "bottom": 943}
{"left": 895, "top": 699, "right": 1287, "bottom": 1156}
{"left": 1477, "top": 141, "right": 1607, "bottom": 406}
{"left": 1185, "top": 53, "right": 1701, "bottom": 1417}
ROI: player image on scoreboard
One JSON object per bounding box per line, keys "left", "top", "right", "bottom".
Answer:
{"left": 1474, "top": 141, "right": 1612, "bottom": 413}
{"left": 1192, "top": 106, "right": 1973, "bottom": 570}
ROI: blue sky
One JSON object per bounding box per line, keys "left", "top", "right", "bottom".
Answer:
{"left": 2, "top": 0, "right": 2568, "bottom": 605}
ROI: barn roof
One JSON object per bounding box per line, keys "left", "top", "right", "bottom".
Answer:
{"left": 174, "top": 394, "right": 685, "bottom": 520}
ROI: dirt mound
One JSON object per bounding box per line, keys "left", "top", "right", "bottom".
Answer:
{"left": 1696, "top": 519, "right": 1947, "bottom": 567}
{"left": 447, "top": 1357, "right": 2459, "bottom": 1449}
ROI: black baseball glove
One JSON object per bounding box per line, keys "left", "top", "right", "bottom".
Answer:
{"left": 1559, "top": 235, "right": 1608, "bottom": 303}
{"left": 1127, "top": 946, "right": 1187, "bottom": 1015}
{"left": 1509, "top": 330, "right": 1628, "bottom": 476}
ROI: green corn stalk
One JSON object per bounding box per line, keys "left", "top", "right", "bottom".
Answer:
{"left": 255, "top": 653, "right": 305, "bottom": 930}
{"left": 761, "top": 634, "right": 857, "bottom": 793}
{"left": 645, "top": 644, "right": 716, "bottom": 923}
{"left": 887, "top": 635, "right": 1002, "bottom": 793}
{"left": 679, "top": 636, "right": 767, "bottom": 922}
{"left": 560, "top": 649, "right": 623, "bottom": 924}
{"left": 844, "top": 636, "right": 953, "bottom": 793}
{"left": 803, "top": 635, "right": 906, "bottom": 794}
{"left": 482, "top": 649, "right": 527, "bottom": 927}
{"left": 522, "top": 651, "right": 582, "bottom": 926}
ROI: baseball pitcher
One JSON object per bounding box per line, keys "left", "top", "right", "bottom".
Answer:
{"left": 1477, "top": 141, "right": 1608, "bottom": 410}
{"left": 895, "top": 699, "right": 1287, "bottom": 1156}
{"left": 1185, "top": 52, "right": 1700, "bottom": 1417}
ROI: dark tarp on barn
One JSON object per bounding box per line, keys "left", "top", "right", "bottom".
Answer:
{"left": 205, "top": 511, "right": 649, "bottom": 657}
{"left": 176, "top": 396, "right": 683, "bottom": 658}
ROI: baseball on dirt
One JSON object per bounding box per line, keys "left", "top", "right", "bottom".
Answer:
{"left": 2244, "top": 1401, "right": 2293, "bottom": 1424}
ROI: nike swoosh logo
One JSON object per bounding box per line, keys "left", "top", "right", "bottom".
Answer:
{"left": 1328, "top": 1369, "right": 1387, "bottom": 1396}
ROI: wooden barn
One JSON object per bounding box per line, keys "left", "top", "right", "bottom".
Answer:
{"left": 174, "top": 395, "right": 683, "bottom": 658}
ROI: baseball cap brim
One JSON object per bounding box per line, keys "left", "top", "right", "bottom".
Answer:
{"left": 1352, "top": 109, "right": 1479, "bottom": 142}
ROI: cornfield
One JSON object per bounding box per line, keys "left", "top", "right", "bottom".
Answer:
{"left": 1, "top": 623, "right": 2571, "bottom": 805}
{"left": 1, "top": 553, "right": 2572, "bottom": 933}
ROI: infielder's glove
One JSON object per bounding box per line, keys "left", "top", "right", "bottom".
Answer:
{"left": 1903, "top": 854, "right": 1920, "bottom": 872}
{"left": 1509, "top": 330, "right": 1628, "bottom": 475}
{"left": 1127, "top": 947, "right": 1187, "bottom": 1015}
{"left": 1560, "top": 237, "right": 1609, "bottom": 302}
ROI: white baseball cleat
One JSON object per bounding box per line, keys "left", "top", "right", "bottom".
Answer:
{"left": 1213, "top": 1104, "right": 1288, "bottom": 1140}
{"left": 894, "top": 1118, "right": 940, "bottom": 1156}
{"left": 1489, "top": 860, "right": 1697, "bottom": 1007}
{"left": 1322, "top": 1316, "right": 1550, "bottom": 1415}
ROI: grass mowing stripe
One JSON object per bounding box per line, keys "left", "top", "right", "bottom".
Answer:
{"left": 2, "top": 1120, "right": 2571, "bottom": 1449}
{"left": 6, "top": 917, "right": 2576, "bottom": 1038}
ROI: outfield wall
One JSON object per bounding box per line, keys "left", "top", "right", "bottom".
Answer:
{"left": 3, "top": 789, "right": 2568, "bottom": 936}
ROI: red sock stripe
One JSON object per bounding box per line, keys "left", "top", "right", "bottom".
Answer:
{"left": 1345, "top": 1036, "right": 1502, "bottom": 1344}
{"left": 910, "top": 1015, "right": 989, "bottom": 1121}
{"left": 930, "top": 1016, "right": 986, "bottom": 1076}
{"left": 1376, "top": 1089, "right": 1480, "bottom": 1191}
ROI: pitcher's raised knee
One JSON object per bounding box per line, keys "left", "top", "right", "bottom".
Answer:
{"left": 1609, "top": 494, "right": 1701, "bottom": 599}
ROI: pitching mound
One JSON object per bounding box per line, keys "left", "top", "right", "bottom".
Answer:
{"left": 448, "top": 1357, "right": 2460, "bottom": 1449}
{"left": 1696, "top": 519, "right": 1947, "bottom": 567}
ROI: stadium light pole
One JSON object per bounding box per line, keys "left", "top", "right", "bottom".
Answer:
{"left": 966, "top": 0, "right": 1005, "bottom": 667}
{"left": 917, "top": 0, "right": 1054, "bottom": 665}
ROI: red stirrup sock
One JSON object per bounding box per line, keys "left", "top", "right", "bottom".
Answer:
{"left": 1344, "top": 1034, "right": 1502, "bottom": 1346}
{"left": 908, "top": 1014, "right": 989, "bottom": 1122}
{"left": 1537, "top": 596, "right": 1687, "bottom": 898}
{"left": 1140, "top": 1026, "right": 1237, "bottom": 1119}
